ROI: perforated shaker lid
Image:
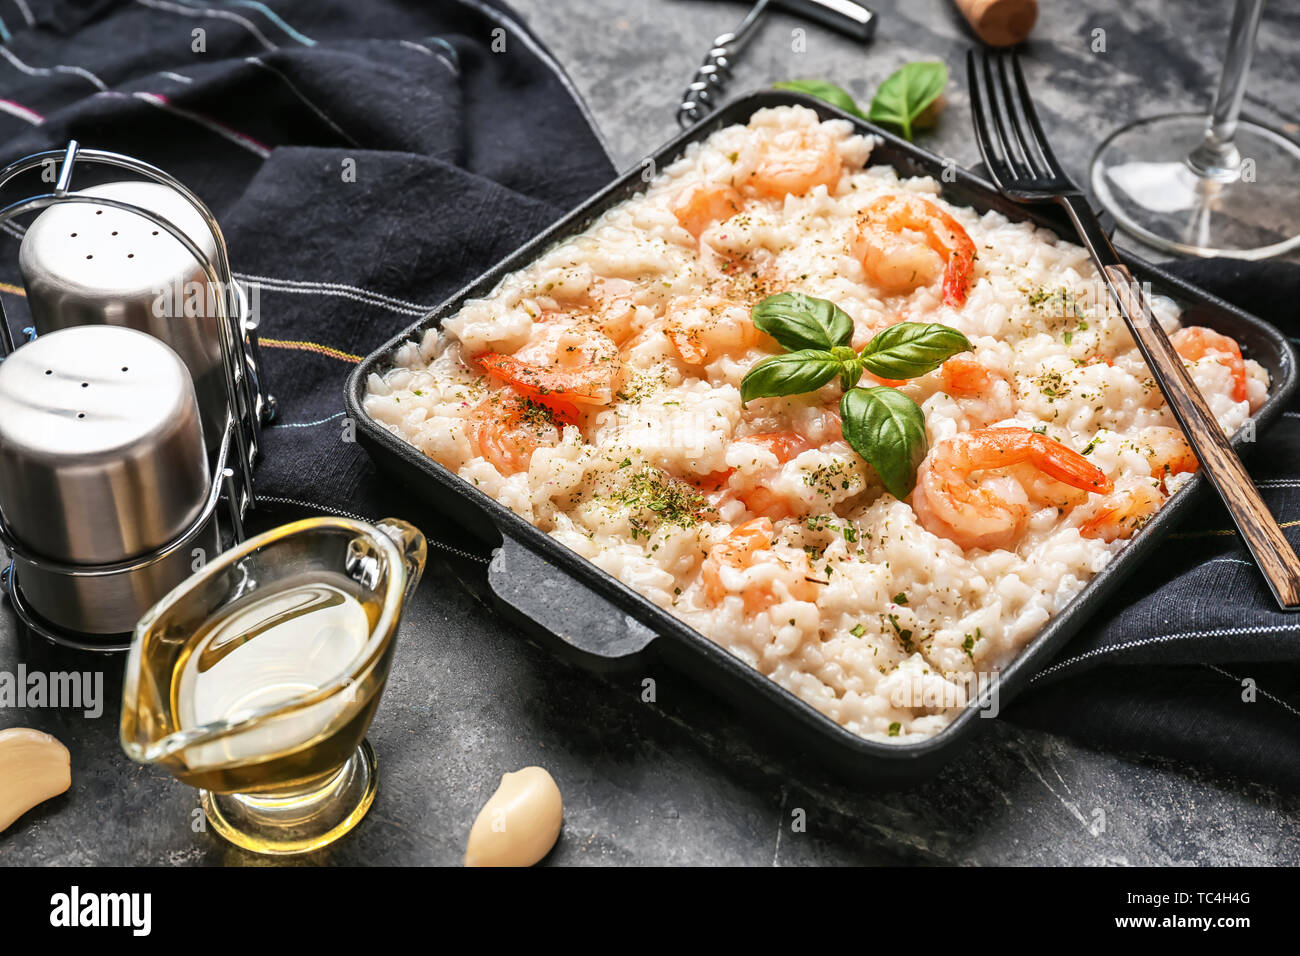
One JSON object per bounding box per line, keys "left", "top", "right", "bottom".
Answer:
{"left": 19, "top": 180, "right": 217, "bottom": 304}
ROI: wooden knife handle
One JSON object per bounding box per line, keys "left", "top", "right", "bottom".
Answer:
{"left": 952, "top": 0, "right": 1038, "bottom": 46}
{"left": 1105, "top": 263, "right": 1300, "bottom": 609}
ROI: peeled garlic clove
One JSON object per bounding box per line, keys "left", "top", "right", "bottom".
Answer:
{"left": 0, "top": 728, "right": 71, "bottom": 833}
{"left": 465, "top": 766, "right": 562, "bottom": 867}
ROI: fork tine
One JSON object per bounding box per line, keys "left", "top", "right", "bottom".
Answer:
{"left": 994, "top": 50, "right": 1048, "bottom": 180}
{"left": 967, "top": 52, "right": 999, "bottom": 181}
{"left": 980, "top": 48, "right": 1031, "bottom": 182}
{"left": 966, "top": 49, "right": 1007, "bottom": 190}
{"left": 1008, "top": 49, "right": 1068, "bottom": 181}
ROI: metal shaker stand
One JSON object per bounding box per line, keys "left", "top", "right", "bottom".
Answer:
{"left": 0, "top": 141, "right": 273, "bottom": 653}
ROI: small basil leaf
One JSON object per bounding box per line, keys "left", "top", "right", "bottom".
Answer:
{"left": 830, "top": 346, "right": 863, "bottom": 390}
{"left": 773, "top": 80, "right": 865, "bottom": 119}
{"left": 858, "top": 322, "right": 971, "bottom": 380}
{"left": 839, "top": 359, "right": 863, "bottom": 391}
{"left": 751, "top": 292, "right": 855, "bottom": 352}
{"left": 840, "top": 386, "right": 928, "bottom": 500}
{"left": 740, "top": 350, "right": 840, "bottom": 404}
{"left": 867, "top": 61, "right": 948, "bottom": 141}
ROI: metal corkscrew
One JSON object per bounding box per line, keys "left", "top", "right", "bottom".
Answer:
{"left": 675, "top": 0, "right": 878, "bottom": 128}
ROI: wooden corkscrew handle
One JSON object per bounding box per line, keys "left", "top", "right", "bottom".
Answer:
{"left": 953, "top": 0, "right": 1038, "bottom": 47}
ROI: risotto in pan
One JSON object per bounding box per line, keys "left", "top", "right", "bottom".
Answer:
{"left": 364, "top": 106, "right": 1265, "bottom": 741}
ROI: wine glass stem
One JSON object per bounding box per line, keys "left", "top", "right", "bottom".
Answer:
{"left": 1187, "top": 0, "right": 1265, "bottom": 179}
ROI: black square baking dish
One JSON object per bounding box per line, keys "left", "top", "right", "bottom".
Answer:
{"left": 344, "top": 90, "right": 1298, "bottom": 784}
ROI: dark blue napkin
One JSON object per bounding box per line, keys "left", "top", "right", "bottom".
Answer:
{"left": 0, "top": 0, "right": 1295, "bottom": 789}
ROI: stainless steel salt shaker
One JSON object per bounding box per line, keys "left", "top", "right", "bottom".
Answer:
{"left": 0, "top": 325, "right": 209, "bottom": 567}
{"left": 19, "top": 181, "right": 228, "bottom": 451}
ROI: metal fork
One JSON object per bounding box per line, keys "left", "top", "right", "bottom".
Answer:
{"left": 968, "top": 47, "right": 1300, "bottom": 610}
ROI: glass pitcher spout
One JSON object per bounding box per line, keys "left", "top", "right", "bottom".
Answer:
{"left": 376, "top": 518, "right": 427, "bottom": 601}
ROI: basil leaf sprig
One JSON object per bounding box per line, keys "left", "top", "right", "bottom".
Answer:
{"left": 839, "top": 386, "right": 928, "bottom": 505}
{"left": 856, "top": 322, "right": 972, "bottom": 381}
{"left": 775, "top": 62, "right": 949, "bottom": 142}
{"left": 739, "top": 348, "right": 843, "bottom": 400}
{"left": 751, "top": 291, "right": 854, "bottom": 352}
{"left": 739, "top": 292, "right": 970, "bottom": 500}
{"left": 867, "top": 62, "right": 948, "bottom": 142}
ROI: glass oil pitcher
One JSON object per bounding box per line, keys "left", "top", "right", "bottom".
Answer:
{"left": 120, "top": 516, "right": 426, "bottom": 856}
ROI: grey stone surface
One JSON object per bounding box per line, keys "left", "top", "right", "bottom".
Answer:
{"left": 522, "top": 0, "right": 1300, "bottom": 262}
{"left": 3, "top": 0, "right": 1300, "bottom": 867}
{"left": 3, "top": 511, "right": 1299, "bottom": 867}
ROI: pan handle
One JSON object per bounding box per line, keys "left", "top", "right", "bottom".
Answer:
{"left": 487, "top": 533, "right": 657, "bottom": 671}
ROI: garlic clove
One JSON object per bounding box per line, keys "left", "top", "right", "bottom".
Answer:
{"left": 464, "top": 766, "right": 563, "bottom": 867}
{"left": 0, "top": 728, "right": 71, "bottom": 833}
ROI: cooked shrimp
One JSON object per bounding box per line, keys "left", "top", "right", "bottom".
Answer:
{"left": 536, "top": 299, "right": 636, "bottom": 348}
{"left": 734, "top": 432, "right": 821, "bottom": 518}
{"left": 1077, "top": 484, "right": 1164, "bottom": 542}
{"left": 671, "top": 182, "right": 744, "bottom": 239}
{"left": 912, "top": 427, "right": 1112, "bottom": 551}
{"left": 691, "top": 410, "right": 842, "bottom": 510}
{"left": 576, "top": 288, "right": 640, "bottom": 346}
{"left": 937, "top": 355, "right": 1016, "bottom": 426}
{"left": 741, "top": 431, "right": 817, "bottom": 462}
{"left": 1171, "top": 326, "right": 1247, "bottom": 403}
{"left": 472, "top": 392, "right": 576, "bottom": 475}
{"left": 745, "top": 127, "right": 841, "bottom": 198}
{"left": 1133, "top": 425, "right": 1198, "bottom": 481}
{"left": 536, "top": 273, "right": 636, "bottom": 311}
{"left": 590, "top": 276, "right": 638, "bottom": 304}
{"left": 477, "top": 353, "right": 615, "bottom": 409}
{"left": 687, "top": 432, "right": 818, "bottom": 509}
{"left": 940, "top": 355, "right": 994, "bottom": 396}
{"left": 736, "top": 487, "right": 789, "bottom": 520}
{"left": 855, "top": 194, "right": 976, "bottom": 307}
{"left": 475, "top": 324, "right": 620, "bottom": 410}
{"left": 663, "top": 295, "right": 769, "bottom": 365}
{"left": 701, "top": 518, "right": 819, "bottom": 611}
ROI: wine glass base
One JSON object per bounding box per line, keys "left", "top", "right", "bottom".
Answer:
{"left": 200, "top": 739, "right": 378, "bottom": 856}
{"left": 1090, "top": 113, "right": 1300, "bottom": 259}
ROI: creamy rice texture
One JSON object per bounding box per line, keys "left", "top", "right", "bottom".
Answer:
{"left": 364, "top": 106, "right": 1266, "bottom": 742}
